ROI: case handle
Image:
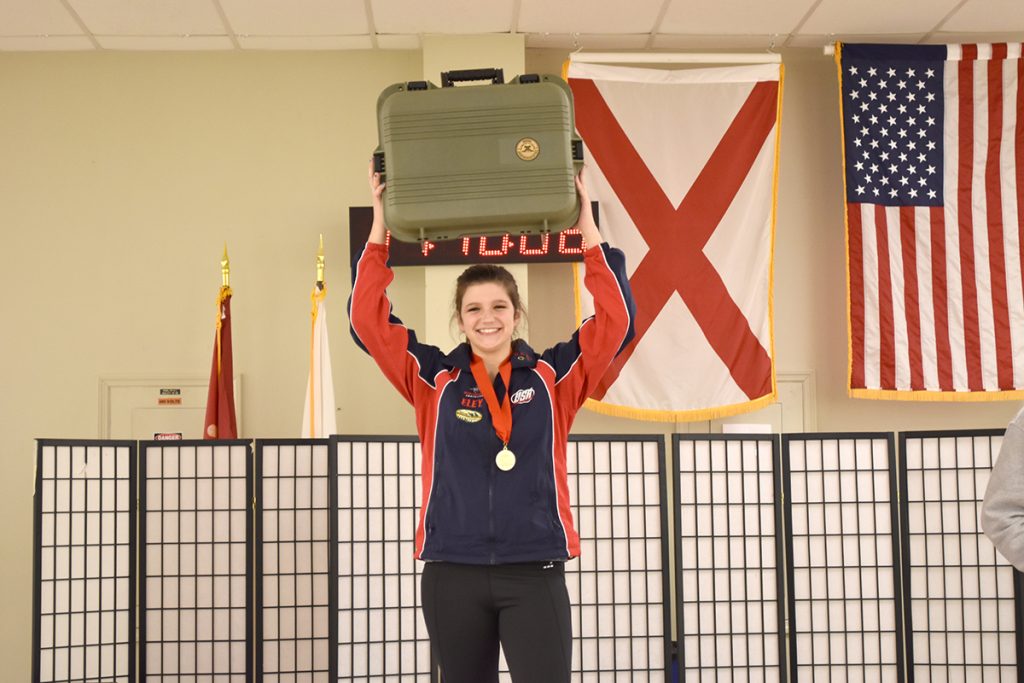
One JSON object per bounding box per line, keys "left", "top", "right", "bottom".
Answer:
{"left": 440, "top": 68, "right": 505, "bottom": 87}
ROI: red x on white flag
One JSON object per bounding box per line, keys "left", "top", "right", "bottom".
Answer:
{"left": 568, "top": 62, "right": 783, "bottom": 421}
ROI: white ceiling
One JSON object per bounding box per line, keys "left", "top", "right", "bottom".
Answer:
{"left": 0, "top": 0, "right": 1021, "bottom": 52}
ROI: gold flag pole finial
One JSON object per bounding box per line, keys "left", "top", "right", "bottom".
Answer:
{"left": 221, "top": 243, "right": 231, "bottom": 288}
{"left": 315, "top": 233, "right": 325, "bottom": 287}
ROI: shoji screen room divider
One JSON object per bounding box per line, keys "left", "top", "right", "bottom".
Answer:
{"left": 256, "top": 439, "right": 334, "bottom": 682}
{"left": 674, "top": 434, "right": 787, "bottom": 682}
{"left": 899, "top": 430, "right": 1021, "bottom": 682}
{"left": 782, "top": 433, "right": 905, "bottom": 681}
{"left": 332, "top": 435, "right": 675, "bottom": 683}
{"left": 31, "top": 430, "right": 1024, "bottom": 682}
{"left": 139, "top": 440, "right": 253, "bottom": 681}
{"left": 35, "top": 436, "right": 672, "bottom": 682}
{"left": 34, "top": 440, "right": 136, "bottom": 683}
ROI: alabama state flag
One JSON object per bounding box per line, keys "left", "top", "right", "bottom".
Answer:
{"left": 568, "top": 61, "right": 783, "bottom": 421}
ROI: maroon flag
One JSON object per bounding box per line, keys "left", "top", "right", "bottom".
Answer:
{"left": 204, "top": 285, "right": 237, "bottom": 438}
{"left": 839, "top": 43, "right": 1024, "bottom": 398}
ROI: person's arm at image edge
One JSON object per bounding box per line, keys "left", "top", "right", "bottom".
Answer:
{"left": 981, "top": 415, "right": 1024, "bottom": 572}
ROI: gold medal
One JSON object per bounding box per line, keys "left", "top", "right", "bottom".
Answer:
{"left": 495, "top": 447, "right": 516, "bottom": 471}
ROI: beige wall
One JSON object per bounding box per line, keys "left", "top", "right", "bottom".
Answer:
{"left": 0, "top": 50, "right": 430, "bottom": 678}
{"left": 1, "top": 47, "right": 1019, "bottom": 675}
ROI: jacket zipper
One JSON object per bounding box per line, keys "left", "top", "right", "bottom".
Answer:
{"left": 488, "top": 458, "right": 497, "bottom": 564}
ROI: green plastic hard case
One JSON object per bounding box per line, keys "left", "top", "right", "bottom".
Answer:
{"left": 373, "top": 68, "right": 584, "bottom": 242}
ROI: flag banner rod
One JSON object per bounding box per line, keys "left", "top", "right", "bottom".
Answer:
{"left": 826, "top": 42, "right": 1024, "bottom": 56}
{"left": 570, "top": 51, "right": 781, "bottom": 65}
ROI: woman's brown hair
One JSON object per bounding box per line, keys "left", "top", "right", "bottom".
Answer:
{"left": 453, "top": 264, "right": 527, "bottom": 333}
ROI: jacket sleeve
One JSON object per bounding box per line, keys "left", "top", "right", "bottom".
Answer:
{"left": 981, "top": 414, "right": 1024, "bottom": 572}
{"left": 348, "top": 242, "right": 443, "bottom": 405}
{"left": 542, "top": 242, "right": 636, "bottom": 410}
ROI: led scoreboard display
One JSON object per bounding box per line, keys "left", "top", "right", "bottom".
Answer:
{"left": 348, "top": 206, "right": 595, "bottom": 267}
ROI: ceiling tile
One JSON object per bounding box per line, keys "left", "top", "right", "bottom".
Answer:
{"left": 68, "top": 0, "right": 225, "bottom": 36}
{"left": 525, "top": 33, "right": 652, "bottom": 50}
{"left": 0, "top": 36, "right": 95, "bottom": 50}
{"left": 928, "top": 30, "right": 1024, "bottom": 44}
{"left": 939, "top": 0, "right": 1024, "bottom": 33}
{"left": 784, "top": 33, "right": 834, "bottom": 48}
{"left": 651, "top": 33, "right": 781, "bottom": 49}
{"left": 0, "top": 0, "right": 84, "bottom": 35}
{"left": 371, "top": 0, "right": 514, "bottom": 34}
{"left": 238, "top": 34, "right": 373, "bottom": 49}
{"left": 788, "top": 32, "right": 927, "bottom": 48}
{"left": 96, "top": 35, "right": 234, "bottom": 50}
{"left": 789, "top": 30, "right": 1024, "bottom": 51}
{"left": 799, "top": 0, "right": 963, "bottom": 36}
{"left": 518, "top": 0, "right": 664, "bottom": 34}
{"left": 376, "top": 34, "right": 421, "bottom": 49}
{"left": 221, "top": 0, "right": 367, "bottom": 36}
{"left": 2, "top": 0, "right": 1021, "bottom": 54}
{"left": 660, "top": 0, "right": 813, "bottom": 34}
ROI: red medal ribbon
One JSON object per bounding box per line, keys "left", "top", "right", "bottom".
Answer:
{"left": 469, "top": 354, "right": 513, "bottom": 446}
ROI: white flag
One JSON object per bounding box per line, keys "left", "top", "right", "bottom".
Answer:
{"left": 302, "top": 284, "right": 337, "bottom": 437}
{"left": 568, "top": 61, "right": 781, "bottom": 421}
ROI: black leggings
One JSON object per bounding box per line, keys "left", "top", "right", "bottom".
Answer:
{"left": 421, "top": 561, "right": 572, "bottom": 683}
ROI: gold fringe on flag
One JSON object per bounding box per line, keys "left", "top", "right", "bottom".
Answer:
{"left": 215, "top": 285, "right": 232, "bottom": 374}
{"left": 308, "top": 283, "right": 327, "bottom": 437}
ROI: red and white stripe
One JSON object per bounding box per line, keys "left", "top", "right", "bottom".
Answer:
{"left": 850, "top": 43, "right": 1024, "bottom": 394}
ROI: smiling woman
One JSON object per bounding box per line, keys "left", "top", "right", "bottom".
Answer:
{"left": 347, "top": 161, "right": 636, "bottom": 683}
{"left": 455, "top": 267, "right": 525, "bottom": 376}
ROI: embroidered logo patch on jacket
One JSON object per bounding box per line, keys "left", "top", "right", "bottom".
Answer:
{"left": 510, "top": 388, "right": 535, "bottom": 405}
{"left": 455, "top": 409, "right": 483, "bottom": 423}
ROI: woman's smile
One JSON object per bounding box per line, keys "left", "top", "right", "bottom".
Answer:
{"left": 458, "top": 282, "right": 519, "bottom": 361}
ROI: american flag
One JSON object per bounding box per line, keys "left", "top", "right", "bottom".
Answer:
{"left": 839, "top": 43, "right": 1024, "bottom": 397}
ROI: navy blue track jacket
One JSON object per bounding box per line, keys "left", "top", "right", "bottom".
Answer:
{"left": 349, "top": 242, "right": 635, "bottom": 564}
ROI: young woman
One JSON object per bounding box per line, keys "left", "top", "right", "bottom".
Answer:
{"left": 349, "top": 163, "right": 635, "bottom": 683}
